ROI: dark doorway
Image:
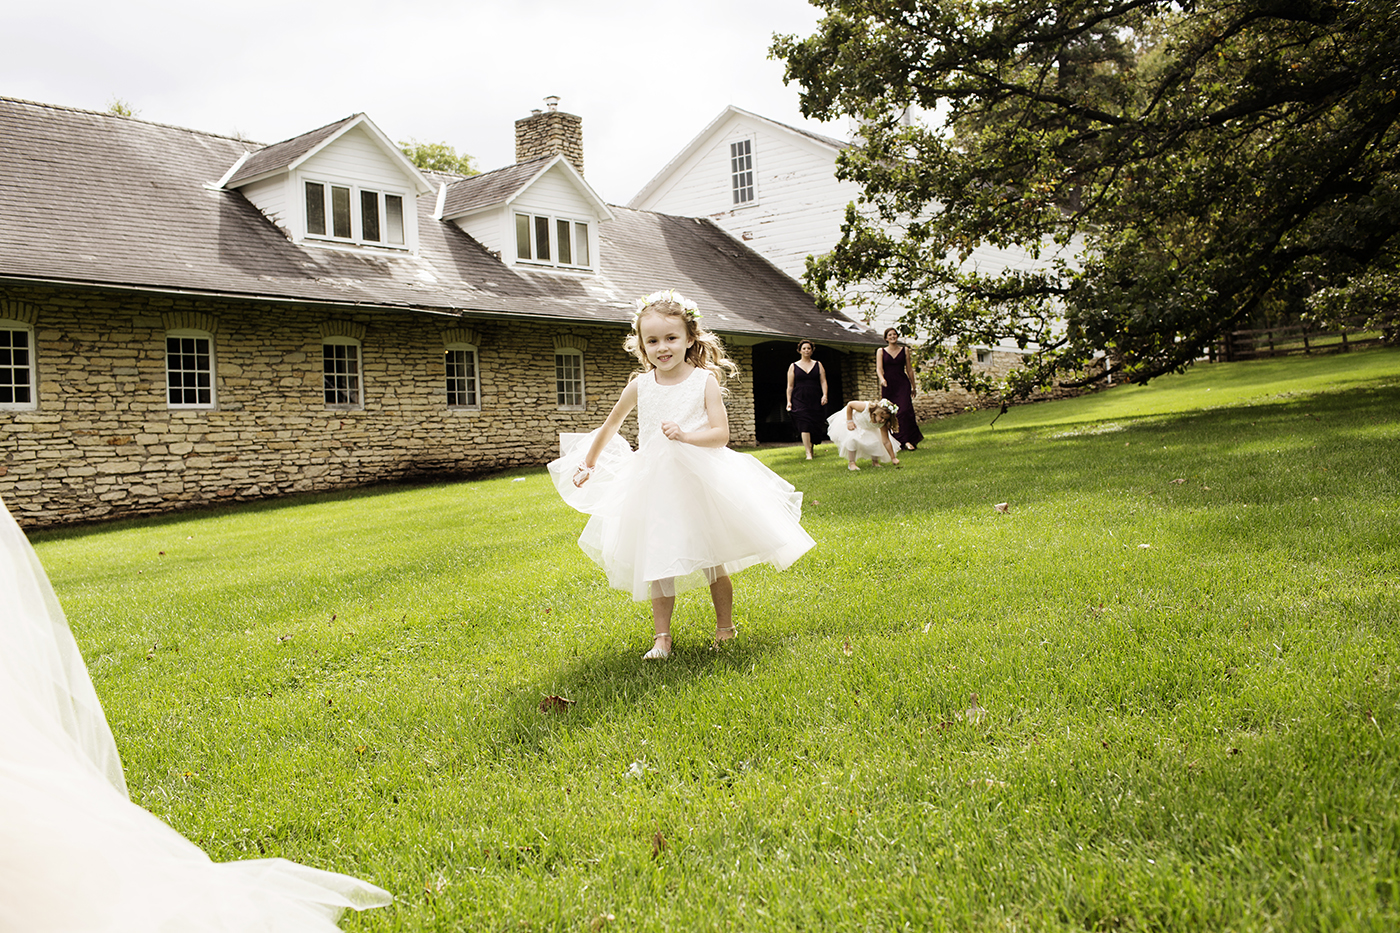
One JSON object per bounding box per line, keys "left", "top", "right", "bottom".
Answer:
{"left": 751, "top": 341, "right": 847, "bottom": 443}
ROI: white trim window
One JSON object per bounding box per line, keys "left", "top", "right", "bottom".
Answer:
{"left": 554, "top": 349, "right": 585, "bottom": 409}
{"left": 0, "top": 321, "right": 36, "bottom": 410}
{"left": 304, "top": 180, "right": 406, "bottom": 247}
{"left": 445, "top": 344, "right": 480, "bottom": 409}
{"left": 730, "top": 138, "right": 755, "bottom": 205}
{"left": 515, "top": 213, "right": 591, "bottom": 268}
{"left": 166, "top": 329, "right": 216, "bottom": 409}
{"left": 323, "top": 337, "right": 363, "bottom": 409}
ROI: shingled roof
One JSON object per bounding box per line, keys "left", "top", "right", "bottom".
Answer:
{"left": 0, "top": 97, "right": 880, "bottom": 348}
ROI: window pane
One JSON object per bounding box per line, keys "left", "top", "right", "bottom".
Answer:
{"left": 535, "top": 215, "right": 551, "bottom": 261}
{"left": 331, "top": 186, "right": 352, "bottom": 238}
{"left": 323, "top": 342, "right": 360, "bottom": 406}
{"left": 555, "top": 352, "right": 582, "bottom": 407}
{"left": 731, "top": 139, "right": 755, "bottom": 204}
{"left": 361, "top": 190, "right": 381, "bottom": 241}
{"left": 516, "top": 213, "right": 532, "bottom": 260}
{"left": 574, "top": 222, "right": 589, "bottom": 266}
{"left": 305, "top": 182, "right": 326, "bottom": 235}
{"left": 385, "top": 195, "right": 405, "bottom": 244}
{"left": 166, "top": 334, "right": 213, "bottom": 408}
{"left": 445, "top": 348, "right": 478, "bottom": 407}
{"left": 557, "top": 219, "right": 572, "bottom": 264}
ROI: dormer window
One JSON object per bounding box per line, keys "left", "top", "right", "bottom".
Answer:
{"left": 305, "top": 181, "right": 406, "bottom": 246}
{"left": 515, "top": 212, "right": 591, "bottom": 268}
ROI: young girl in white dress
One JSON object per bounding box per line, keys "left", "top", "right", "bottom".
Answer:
{"left": 827, "top": 398, "right": 901, "bottom": 471}
{"left": 548, "top": 289, "right": 816, "bottom": 660}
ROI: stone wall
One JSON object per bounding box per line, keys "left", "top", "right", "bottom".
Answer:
{"left": 0, "top": 284, "right": 760, "bottom": 527}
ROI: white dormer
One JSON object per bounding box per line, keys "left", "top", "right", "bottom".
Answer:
{"left": 219, "top": 114, "right": 433, "bottom": 253}
{"left": 437, "top": 154, "right": 614, "bottom": 273}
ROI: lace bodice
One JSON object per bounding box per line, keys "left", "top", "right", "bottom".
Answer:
{"left": 636, "top": 367, "right": 710, "bottom": 450}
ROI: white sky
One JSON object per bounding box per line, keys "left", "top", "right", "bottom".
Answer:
{"left": 2, "top": 0, "right": 847, "bottom": 206}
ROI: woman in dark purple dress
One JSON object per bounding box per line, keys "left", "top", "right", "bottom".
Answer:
{"left": 785, "top": 340, "right": 829, "bottom": 459}
{"left": 877, "top": 328, "right": 923, "bottom": 451}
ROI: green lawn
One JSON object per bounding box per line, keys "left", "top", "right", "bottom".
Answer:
{"left": 34, "top": 347, "right": 1400, "bottom": 932}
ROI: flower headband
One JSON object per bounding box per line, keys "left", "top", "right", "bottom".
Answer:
{"left": 634, "top": 289, "right": 701, "bottom": 328}
{"left": 878, "top": 399, "right": 899, "bottom": 415}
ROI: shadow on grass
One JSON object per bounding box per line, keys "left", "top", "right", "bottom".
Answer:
{"left": 493, "top": 634, "right": 785, "bottom": 751}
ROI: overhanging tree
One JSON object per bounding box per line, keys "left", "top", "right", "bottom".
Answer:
{"left": 773, "top": 0, "right": 1400, "bottom": 396}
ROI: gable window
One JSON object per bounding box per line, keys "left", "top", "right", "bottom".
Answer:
{"left": 323, "top": 337, "right": 362, "bottom": 408}
{"left": 515, "top": 213, "right": 591, "bottom": 268}
{"left": 730, "top": 139, "right": 755, "bottom": 205}
{"left": 166, "top": 330, "right": 215, "bottom": 409}
{"left": 305, "top": 181, "right": 405, "bottom": 246}
{"left": 445, "top": 344, "right": 480, "bottom": 409}
{"left": 555, "top": 349, "right": 584, "bottom": 409}
{"left": 0, "top": 322, "right": 35, "bottom": 410}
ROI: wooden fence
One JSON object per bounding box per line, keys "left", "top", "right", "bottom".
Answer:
{"left": 1211, "top": 317, "right": 1390, "bottom": 362}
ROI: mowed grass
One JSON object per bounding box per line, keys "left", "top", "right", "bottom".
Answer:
{"left": 33, "top": 347, "right": 1400, "bottom": 932}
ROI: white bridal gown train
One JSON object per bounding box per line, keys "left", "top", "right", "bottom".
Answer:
{"left": 0, "top": 497, "right": 392, "bottom": 932}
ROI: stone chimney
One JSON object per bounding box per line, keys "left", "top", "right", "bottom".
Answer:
{"left": 514, "top": 96, "right": 584, "bottom": 175}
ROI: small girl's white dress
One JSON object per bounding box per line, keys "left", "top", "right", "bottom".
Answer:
{"left": 827, "top": 406, "right": 895, "bottom": 463}
{"left": 549, "top": 367, "right": 815, "bottom": 600}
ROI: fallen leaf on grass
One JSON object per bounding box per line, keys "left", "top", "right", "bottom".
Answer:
{"left": 590, "top": 914, "right": 617, "bottom": 931}
{"left": 277, "top": 633, "right": 294, "bottom": 643}
{"left": 624, "top": 761, "right": 645, "bottom": 779}
{"left": 993, "top": 502, "right": 1010, "bottom": 513}
{"left": 1138, "top": 543, "right": 1152, "bottom": 549}
{"left": 962, "top": 692, "right": 987, "bottom": 724}
{"left": 651, "top": 832, "right": 669, "bottom": 859}
{"left": 539, "top": 695, "right": 575, "bottom": 713}
{"left": 1170, "top": 478, "right": 1186, "bottom": 484}
{"left": 922, "top": 621, "right": 932, "bottom": 634}
{"left": 842, "top": 641, "right": 854, "bottom": 656}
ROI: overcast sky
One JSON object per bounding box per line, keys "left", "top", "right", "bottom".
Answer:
{"left": 3, "top": 0, "right": 847, "bottom": 206}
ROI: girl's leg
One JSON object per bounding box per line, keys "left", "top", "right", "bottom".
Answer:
{"left": 847, "top": 453, "right": 859, "bottom": 471}
{"left": 646, "top": 580, "right": 675, "bottom": 659}
{"left": 709, "top": 573, "right": 735, "bottom": 643}
{"left": 801, "top": 431, "right": 814, "bottom": 459}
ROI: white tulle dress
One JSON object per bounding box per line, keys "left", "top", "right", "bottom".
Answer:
{"left": 549, "top": 366, "right": 815, "bottom": 600}
{"left": 0, "top": 496, "right": 392, "bottom": 932}
{"left": 827, "top": 405, "right": 896, "bottom": 463}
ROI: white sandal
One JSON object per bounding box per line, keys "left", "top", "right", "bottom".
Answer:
{"left": 643, "top": 633, "right": 672, "bottom": 660}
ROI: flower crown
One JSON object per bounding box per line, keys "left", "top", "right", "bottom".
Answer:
{"left": 633, "top": 289, "right": 701, "bottom": 328}
{"left": 878, "top": 399, "right": 899, "bottom": 415}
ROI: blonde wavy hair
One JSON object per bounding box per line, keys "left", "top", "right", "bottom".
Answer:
{"left": 624, "top": 291, "right": 740, "bottom": 393}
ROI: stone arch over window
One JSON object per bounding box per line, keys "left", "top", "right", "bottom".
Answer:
{"left": 161, "top": 311, "right": 218, "bottom": 334}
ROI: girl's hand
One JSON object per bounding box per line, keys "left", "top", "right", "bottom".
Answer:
{"left": 573, "top": 464, "right": 594, "bottom": 487}
{"left": 661, "top": 420, "right": 684, "bottom": 441}
{"left": 847, "top": 420, "right": 857, "bottom": 431}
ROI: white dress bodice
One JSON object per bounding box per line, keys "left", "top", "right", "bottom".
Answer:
{"left": 635, "top": 366, "right": 709, "bottom": 450}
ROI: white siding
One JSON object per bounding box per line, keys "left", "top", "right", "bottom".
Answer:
{"left": 299, "top": 125, "right": 412, "bottom": 190}
{"left": 453, "top": 211, "right": 504, "bottom": 258}
{"left": 638, "top": 114, "right": 857, "bottom": 283}
{"left": 511, "top": 163, "right": 595, "bottom": 218}
{"left": 239, "top": 176, "right": 288, "bottom": 229}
